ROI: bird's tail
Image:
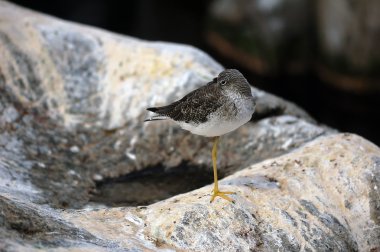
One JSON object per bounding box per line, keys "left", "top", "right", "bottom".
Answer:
{"left": 146, "top": 107, "right": 159, "bottom": 113}
{"left": 144, "top": 107, "right": 168, "bottom": 122}
{"left": 144, "top": 115, "right": 168, "bottom": 122}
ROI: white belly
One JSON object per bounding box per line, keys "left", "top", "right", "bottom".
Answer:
{"left": 177, "top": 97, "right": 255, "bottom": 137}
{"left": 179, "top": 116, "right": 250, "bottom": 137}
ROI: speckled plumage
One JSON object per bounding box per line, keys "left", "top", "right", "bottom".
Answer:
{"left": 145, "top": 69, "right": 255, "bottom": 137}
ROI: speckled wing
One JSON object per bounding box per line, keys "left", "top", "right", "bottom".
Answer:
{"left": 147, "top": 80, "right": 224, "bottom": 124}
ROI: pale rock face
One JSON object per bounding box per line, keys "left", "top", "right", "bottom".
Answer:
{"left": 0, "top": 1, "right": 379, "bottom": 251}
{"left": 0, "top": 0, "right": 222, "bottom": 130}
{"left": 62, "top": 134, "right": 380, "bottom": 251}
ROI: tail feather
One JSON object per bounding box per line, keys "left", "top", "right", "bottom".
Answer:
{"left": 145, "top": 106, "right": 168, "bottom": 122}
{"left": 147, "top": 107, "right": 159, "bottom": 112}
{"left": 144, "top": 115, "right": 168, "bottom": 122}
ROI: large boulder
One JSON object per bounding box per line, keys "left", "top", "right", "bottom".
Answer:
{"left": 1, "top": 1, "right": 378, "bottom": 251}
{"left": 0, "top": 0, "right": 323, "bottom": 209}
{"left": 2, "top": 134, "right": 380, "bottom": 251}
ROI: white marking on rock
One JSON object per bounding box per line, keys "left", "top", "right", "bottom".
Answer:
{"left": 70, "top": 145, "right": 80, "bottom": 153}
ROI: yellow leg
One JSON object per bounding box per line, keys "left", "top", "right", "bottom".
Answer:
{"left": 210, "top": 136, "right": 234, "bottom": 203}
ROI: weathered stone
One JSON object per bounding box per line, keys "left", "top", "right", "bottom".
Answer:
{"left": 3, "top": 133, "right": 380, "bottom": 251}
{"left": 62, "top": 134, "right": 380, "bottom": 251}
{"left": 252, "top": 87, "right": 315, "bottom": 123}
{"left": 0, "top": 1, "right": 378, "bottom": 251}
{"left": 0, "top": 0, "right": 325, "bottom": 209}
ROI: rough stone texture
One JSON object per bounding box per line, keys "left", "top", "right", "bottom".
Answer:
{"left": 0, "top": 0, "right": 325, "bottom": 209}
{"left": 3, "top": 133, "right": 380, "bottom": 251}
{"left": 1, "top": 1, "right": 378, "bottom": 251}
{"left": 47, "top": 134, "right": 380, "bottom": 251}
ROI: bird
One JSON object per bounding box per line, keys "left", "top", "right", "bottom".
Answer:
{"left": 144, "top": 69, "right": 256, "bottom": 203}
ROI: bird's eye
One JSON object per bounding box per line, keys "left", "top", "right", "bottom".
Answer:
{"left": 220, "top": 80, "right": 227, "bottom": 85}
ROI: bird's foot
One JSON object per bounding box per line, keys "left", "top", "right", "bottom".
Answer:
{"left": 210, "top": 189, "right": 234, "bottom": 203}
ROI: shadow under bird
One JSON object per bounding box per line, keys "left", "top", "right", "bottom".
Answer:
{"left": 145, "top": 69, "right": 256, "bottom": 202}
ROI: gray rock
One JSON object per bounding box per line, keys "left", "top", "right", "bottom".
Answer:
{"left": 0, "top": 0, "right": 324, "bottom": 209}
{"left": 64, "top": 134, "right": 380, "bottom": 251}
{"left": 0, "top": 1, "right": 378, "bottom": 251}
{"left": 0, "top": 105, "right": 19, "bottom": 124}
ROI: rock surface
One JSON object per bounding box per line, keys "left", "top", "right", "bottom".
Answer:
{"left": 2, "top": 134, "right": 380, "bottom": 251}
{"left": 135, "top": 134, "right": 380, "bottom": 251}
{"left": 0, "top": 1, "right": 379, "bottom": 251}
{"left": 0, "top": 0, "right": 325, "bottom": 209}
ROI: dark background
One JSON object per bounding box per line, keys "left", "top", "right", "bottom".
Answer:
{"left": 10, "top": 0, "right": 380, "bottom": 146}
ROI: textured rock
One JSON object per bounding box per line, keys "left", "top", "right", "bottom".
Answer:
{"left": 4, "top": 134, "right": 379, "bottom": 251}
{"left": 1, "top": 1, "right": 378, "bottom": 252}
{"left": 0, "top": 0, "right": 325, "bottom": 209}
{"left": 63, "top": 134, "right": 380, "bottom": 251}
{"left": 0, "top": 0, "right": 222, "bottom": 130}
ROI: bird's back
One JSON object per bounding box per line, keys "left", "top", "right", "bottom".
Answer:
{"left": 146, "top": 69, "right": 255, "bottom": 137}
{"left": 147, "top": 79, "right": 224, "bottom": 124}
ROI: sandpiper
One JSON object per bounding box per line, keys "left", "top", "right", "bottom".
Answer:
{"left": 145, "top": 69, "right": 256, "bottom": 202}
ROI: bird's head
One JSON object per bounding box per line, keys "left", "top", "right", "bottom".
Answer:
{"left": 216, "top": 69, "right": 252, "bottom": 97}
